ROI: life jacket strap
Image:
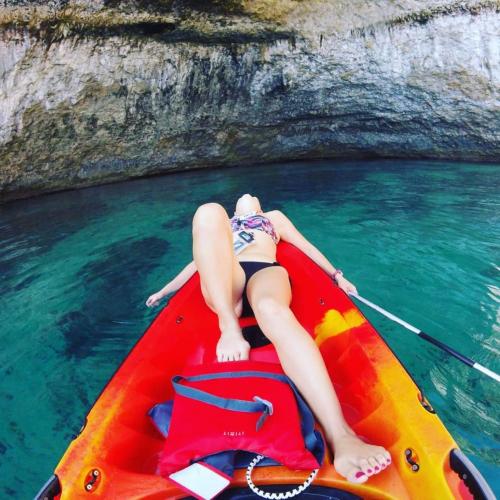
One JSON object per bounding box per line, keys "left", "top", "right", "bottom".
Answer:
{"left": 172, "top": 371, "right": 303, "bottom": 433}
{"left": 253, "top": 396, "right": 274, "bottom": 431}
{"left": 172, "top": 374, "right": 277, "bottom": 431}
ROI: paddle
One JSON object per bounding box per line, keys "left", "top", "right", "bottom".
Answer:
{"left": 349, "top": 292, "right": 500, "bottom": 383}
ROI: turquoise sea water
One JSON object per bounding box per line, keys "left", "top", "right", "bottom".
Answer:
{"left": 1, "top": 159, "right": 499, "bottom": 498}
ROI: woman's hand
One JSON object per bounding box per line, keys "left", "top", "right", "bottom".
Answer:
{"left": 216, "top": 333, "right": 251, "bottom": 362}
{"left": 145, "top": 292, "right": 163, "bottom": 307}
{"left": 336, "top": 276, "right": 358, "bottom": 295}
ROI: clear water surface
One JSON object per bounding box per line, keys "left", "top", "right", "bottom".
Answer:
{"left": 0, "top": 160, "right": 498, "bottom": 498}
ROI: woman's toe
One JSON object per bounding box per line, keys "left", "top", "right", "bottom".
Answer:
{"left": 358, "top": 459, "right": 373, "bottom": 476}
{"left": 376, "top": 454, "right": 388, "bottom": 468}
{"left": 346, "top": 468, "right": 368, "bottom": 484}
{"left": 368, "top": 457, "right": 380, "bottom": 472}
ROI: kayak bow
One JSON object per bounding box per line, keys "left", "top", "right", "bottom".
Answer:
{"left": 36, "top": 242, "right": 495, "bottom": 500}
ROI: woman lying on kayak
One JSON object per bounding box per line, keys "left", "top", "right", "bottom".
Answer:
{"left": 146, "top": 193, "right": 391, "bottom": 484}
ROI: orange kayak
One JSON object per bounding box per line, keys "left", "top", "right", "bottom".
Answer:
{"left": 36, "top": 242, "right": 493, "bottom": 499}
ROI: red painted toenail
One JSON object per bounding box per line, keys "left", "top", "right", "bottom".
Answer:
{"left": 375, "top": 466, "right": 380, "bottom": 471}
{"left": 355, "top": 471, "right": 366, "bottom": 478}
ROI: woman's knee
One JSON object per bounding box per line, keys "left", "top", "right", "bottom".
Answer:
{"left": 193, "top": 203, "right": 228, "bottom": 231}
{"left": 254, "top": 296, "right": 290, "bottom": 325}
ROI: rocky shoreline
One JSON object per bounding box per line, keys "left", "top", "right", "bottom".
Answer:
{"left": 1, "top": 0, "right": 499, "bottom": 202}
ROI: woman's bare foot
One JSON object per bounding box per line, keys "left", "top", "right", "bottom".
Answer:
{"left": 330, "top": 428, "right": 392, "bottom": 483}
{"left": 216, "top": 317, "right": 250, "bottom": 362}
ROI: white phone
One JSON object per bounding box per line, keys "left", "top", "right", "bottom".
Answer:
{"left": 168, "top": 461, "right": 232, "bottom": 499}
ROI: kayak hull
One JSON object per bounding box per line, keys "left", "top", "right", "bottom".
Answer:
{"left": 40, "top": 242, "right": 488, "bottom": 499}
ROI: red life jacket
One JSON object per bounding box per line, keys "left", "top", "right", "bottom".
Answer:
{"left": 157, "top": 360, "right": 323, "bottom": 477}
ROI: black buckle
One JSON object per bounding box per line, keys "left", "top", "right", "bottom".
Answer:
{"left": 238, "top": 230, "right": 254, "bottom": 243}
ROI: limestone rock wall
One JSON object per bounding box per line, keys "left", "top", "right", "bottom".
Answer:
{"left": 0, "top": 0, "right": 499, "bottom": 201}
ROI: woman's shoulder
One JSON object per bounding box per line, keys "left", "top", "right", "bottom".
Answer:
{"left": 264, "top": 210, "right": 289, "bottom": 235}
{"left": 264, "top": 210, "right": 287, "bottom": 223}
{"left": 264, "top": 209, "right": 284, "bottom": 217}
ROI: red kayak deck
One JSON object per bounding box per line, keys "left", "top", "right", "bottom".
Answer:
{"left": 51, "top": 242, "right": 474, "bottom": 499}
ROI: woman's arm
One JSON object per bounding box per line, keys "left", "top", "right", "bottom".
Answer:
{"left": 270, "top": 210, "right": 357, "bottom": 294}
{"left": 165, "top": 260, "right": 197, "bottom": 294}
{"left": 146, "top": 260, "right": 197, "bottom": 307}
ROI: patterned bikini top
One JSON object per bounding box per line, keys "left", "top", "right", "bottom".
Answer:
{"left": 230, "top": 211, "right": 280, "bottom": 244}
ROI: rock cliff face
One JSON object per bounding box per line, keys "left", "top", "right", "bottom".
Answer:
{"left": 0, "top": 0, "right": 499, "bottom": 201}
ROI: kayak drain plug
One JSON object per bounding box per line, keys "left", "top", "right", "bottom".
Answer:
{"left": 405, "top": 448, "right": 420, "bottom": 472}
{"left": 84, "top": 469, "right": 101, "bottom": 492}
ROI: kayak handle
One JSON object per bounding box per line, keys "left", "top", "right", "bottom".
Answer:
{"left": 450, "top": 449, "right": 496, "bottom": 500}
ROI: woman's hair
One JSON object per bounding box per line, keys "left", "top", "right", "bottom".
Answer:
{"left": 234, "top": 194, "right": 262, "bottom": 216}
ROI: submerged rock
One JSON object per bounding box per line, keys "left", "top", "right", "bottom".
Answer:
{"left": 0, "top": 0, "right": 499, "bottom": 201}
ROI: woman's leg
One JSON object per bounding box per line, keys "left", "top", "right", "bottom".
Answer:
{"left": 246, "top": 266, "right": 391, "bottom": 483}
{"left": 192, "top": 203, "right": 249, "bottom": 361}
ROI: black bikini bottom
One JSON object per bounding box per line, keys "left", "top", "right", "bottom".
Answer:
{"left": 239, "top": 260, "right": 282, "bottom": 318}
{"left": 239, "top": 260, "right": 293, "bottom": 348}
